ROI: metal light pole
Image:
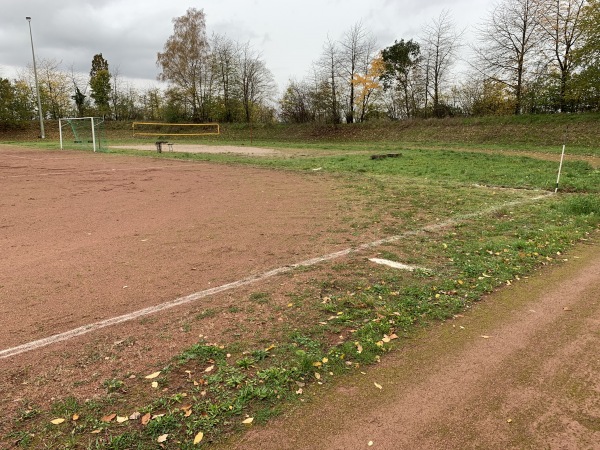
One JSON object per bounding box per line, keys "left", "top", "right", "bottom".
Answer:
{"left": 26, "top": 16, "right": 45, "bottom": 139}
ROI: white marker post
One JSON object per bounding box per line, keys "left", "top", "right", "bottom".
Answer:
{"left": 555, "top": 127, "right": 568, "bottom": 193}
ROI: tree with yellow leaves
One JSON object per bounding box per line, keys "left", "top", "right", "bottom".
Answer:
{"left": 352, "top": 55, "right": 385, "bottom": 122}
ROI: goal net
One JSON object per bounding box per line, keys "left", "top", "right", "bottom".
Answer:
{"left": 59, "top": 117, "right": 107, "bottom": 152}
{"left": 132, "top": 122, "right": 220, "bottom": 138}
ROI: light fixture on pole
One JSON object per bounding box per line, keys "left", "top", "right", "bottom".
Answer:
{"left": 26, "top": 16, "right": 45, "bottom": 139}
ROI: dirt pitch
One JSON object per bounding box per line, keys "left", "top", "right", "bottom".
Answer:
{"left": 0, "top": 145, "right": 380, "bottom": 429}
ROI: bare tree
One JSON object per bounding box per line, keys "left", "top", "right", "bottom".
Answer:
{"left": 338, "top": 22, "right": 377, "bottom": 123}
{"left": 315, "top": 37, "right": 342, "bottom": 124}
{"left": 236, "top": 43, "right": 275, "bottom": 123}
{"left": 538, "top": 0, "right": 587, "bottom": 111}
{"left": 421, "top": 10, "right": 463, "bottom": 116}
{"left": 473, "top": 0, "right": 544, "bottom": 114}
{"left": 211, "top": 33, "right": 239, "bottom": 122}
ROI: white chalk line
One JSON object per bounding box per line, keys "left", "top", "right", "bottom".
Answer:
{"left": 0, "top": 193, "right": 552, "bottom": 360}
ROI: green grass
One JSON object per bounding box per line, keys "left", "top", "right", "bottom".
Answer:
{"left": 3, "top": 116, "right": 600, "bottom": 448}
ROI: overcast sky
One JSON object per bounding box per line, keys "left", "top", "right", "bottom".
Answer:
{"left": 0, "top": 0, "right": 492, "bottom": 94}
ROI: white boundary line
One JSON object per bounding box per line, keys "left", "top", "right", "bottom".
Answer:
{"left": 0, "top": 193, "right": 552, "bottom": 360}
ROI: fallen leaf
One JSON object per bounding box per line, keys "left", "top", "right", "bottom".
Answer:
{"left": 193, "top": 431, "right": 204, "bottom": 444}
{"left": 141, "top": 412, "right": 151, "bottom": 425}
{"left": 181, "top": 404, "right": 192, "bottom": 412}
{"left": 91, "top": 429, "right": 101, "bottom": 434}
{"left": 72, "top": 414, "right": 79, "bottom": 421}
{"left": 50, "top": 418, "right": 65, "bottom": 425}
{"left": 382, "top": 335, "right": 391, "bottom": 343}
{"left": 185, "top": 409, "right": 193, "bottom": 417}
{"left": 314, "top": 372, "right": 321, "bottom": 380}
{"left": 355, "top": 342, "right": 363, "bottom": 354}
{"left": 368, "top": 441, "right": 374, "bottom": 446}
{"left": 563, "top": 307, "right": 572, "bottom": 311}
{"left": 145, "top": 371, "right": 161, "bottom": 379}
{"left": 157, "top": 434, "right": 168, "bottom": 443}
{"left": 129, "top": 411, "right": 141, "bottom": 420}
{"left": 322, "top": 357, "right": 329, "bottom": 363}
{"left": 507, "top": 418, "right": 513, "bottom": 423}
{"left": 481, "top": 335, "right": 491, "bottom": 339}
{"left": 374, "top": 382, "right": 383, "bottom": 390}
{"left": 101, "top": 413, "right": 116, "bottom": 423}
{"left": 312, "top": 361, "right": 322, "bottom": 367}
{"left": 204, "top": 365, "right": 215, "bottom": 373}
{"left": 296, "top": 388, "right": 303, "bottom": 395}
{"left": 116, "top": 416, "right": 128, "bottom": 423}
{"left": 242, "top": 417, "right": 254, "bottom": 425}
{"left": 151, "top": 381, "right": 159, "bottom": 388}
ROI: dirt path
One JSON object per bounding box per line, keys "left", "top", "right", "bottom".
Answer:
{"left": 233, "top": 239, "right": 600, "bottom": 449}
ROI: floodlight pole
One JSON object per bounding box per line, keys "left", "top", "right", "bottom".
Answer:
{"left": 26, "top": 16, "right": 45, "bottom": 139}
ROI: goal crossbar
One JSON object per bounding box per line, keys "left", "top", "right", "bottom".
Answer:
{"left": 132, "top": 122, "right": 220, "bottom": 137}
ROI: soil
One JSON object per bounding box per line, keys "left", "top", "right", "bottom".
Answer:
{"left": 233, "top": 240, "right": 600, "bottom": 450}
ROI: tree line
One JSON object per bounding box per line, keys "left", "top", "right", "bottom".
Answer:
{"left": 1, "top": 0, "right": 598, "bottom": 126}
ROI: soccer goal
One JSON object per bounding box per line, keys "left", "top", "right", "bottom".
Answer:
{"left": 59, "top": 117, "right": 107, "bottom": 152}
{"left": 132, "top": 122, "right": 220, "bottom": 138}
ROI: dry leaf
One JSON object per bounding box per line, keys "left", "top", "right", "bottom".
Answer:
{"left": 116, "top": 416, "right": 128, "bottom": 423}
{"left": 145, "top": 371, "right": 161, "bottom": 379}
{"left": 242, "top": 417, "right": 254, "bottom": 424}
{"left": 374, "top": 382, "right": 383, "bottom": 390}
{"left": 185, "top": 409, "right": 193, "bottom": 417}
{"left": 193, "top": 431, "right": 204, "bottom": 444}
{"left": 181, "top": 404, "right": 192, "bottom": 412}
{"left": 355, "top": 342, "right": 363, "bottom": 354}
{"left": 314, "top": 372, "right": 321, "bottom": 380}
{"left": 157, "top": 434, "right": 168, "bottom": 443}
{"left": 204, "top": 365, "right": 214, "bottom": 373}
{"left": 296, "top": 388, "right": 303, "bottom": 395}
{"left": 151, "top": 381, "right": 159, "bottom": 388}
{"left": 101, "top": 413, "right": 116, "bottom": 423}
{"left": 481, "top": 335, "right": 491, "bottom": 339}
{"left": 382, "top": 335, "right": 391, "bottom": 343}
{"left": 91, "top": 429, "right": 101, "bottom": 434}
{"left": 72, "top": 414, "right": 79, "bottom": 421}
{"left": 141, "top": 412, "right": 151, "bottom": 425}
{"left": 129, "top": 411, "right": 141, "bottom": 420}
{"left": 50, "top": 418, "right": 65, "bottom": 425}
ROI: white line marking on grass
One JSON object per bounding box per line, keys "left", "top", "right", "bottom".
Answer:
{"left": 0, "top": 193, "right": 553, "bottom": 360}
{"left": 369, "top": 258, "right": 428, "bottom": 272}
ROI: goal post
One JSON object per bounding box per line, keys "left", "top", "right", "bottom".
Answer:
{"left": 59, "top": 117, "right": 107, "bottom": 152}
{"left": 132, "top": 122, "right": 220, "bottom": 138}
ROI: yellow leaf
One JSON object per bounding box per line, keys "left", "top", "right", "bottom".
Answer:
{"left": 101, "top": 413, "right": 116, "bottom": 423}
{"left": 204, "top": 365, "right": 214, "bottom": 373}
{"left": 141, "top": 412, "right": 151, "bottom": 425}
{"left": 193, "top": 431, "right": 204, "bottom": 444}
{"left": 72, "top": 414, "right": 80, "bottom": 421}
{"left": 312, "top": 361, "right": 322, "bottom": 367}
{"left": 145, "top": 371, "right": 161, "bottom": 379}
{"left": 157, "top": 434, "right": 168, "bottom": 443}
{"left": 50, "top": 418, "right": 65, "bottom": 425}
{"left": 322, "top": 357, "right": 328, "bottom": 363}
{"left": 355, "top": 342, "right": 363, "bottom": 354}
{"left": 242, "top": 417, "right": 254, "bottom": 424}
{"left": 116, "top": 416, "right": 128, "bottom": 423}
